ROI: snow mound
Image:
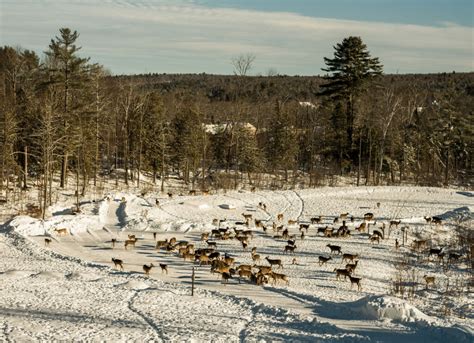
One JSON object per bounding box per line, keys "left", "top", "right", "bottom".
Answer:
{"left": 349, "top": 295, "right": 433, "bottom": 322}
{"left": 182, "top": 200, "right": 210, "bottom": 210}
{"left": 115, "top": 280, "right": 151, "bottom": 290}
{"left": 9, "top": 216, "right": 46, "bottom": 236}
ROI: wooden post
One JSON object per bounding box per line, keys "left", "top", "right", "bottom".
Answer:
{"left": 191, "top": 267, "right": 195, "bottom": 296}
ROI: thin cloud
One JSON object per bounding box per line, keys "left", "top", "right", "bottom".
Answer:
{"left": 0, "top": 0, "right": 472, "bottom": 74}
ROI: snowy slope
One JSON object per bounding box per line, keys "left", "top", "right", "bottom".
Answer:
{"left": 1, "top": 186, "right": 473, "bottom": 342}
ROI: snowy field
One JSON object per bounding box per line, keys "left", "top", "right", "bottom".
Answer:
{"left": 1, "top": 186, "right": 473, "bottom": 342}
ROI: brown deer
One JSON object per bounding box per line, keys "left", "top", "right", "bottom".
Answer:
{"left": 364, "top": 213, "right": 374, "bottom": 221}
{"left": 345, "top": 260, "right": 359, "bottom": 273}
{"left": 277, "top": 213, "right": 284, "bottom": 221}
{"left": 349, "top": 275, "right": 362, "bottom": 291}
{"left": 284, "top": 245, "right": 297, "bottom": 254}
{"left": 423, "top": 275, "right": 435, "bottom": 289}
{"left": 334, "top": 268, "right": 352, "bottom": 280}
{"left": 251, "top": 252, "right": 261, "bottom": 263}
{"left": 44, "top": 238, "right": 52, "bottom": 247}
{"left": 369, "top": 235, "right": 380, "bottom": 244}
{"left": 54, "top": 228, "right": 68, "bottom": 236}
{"left": 189, "top": 190, "right": 196, "bottom": 196}
{"left": 112, "top": 258, "right": 124, "bottom": 270}
{"left": 159, "top": 263, "right": 168, "bottom": 274}
{"left": 269, "top": 271, "right": 289, "bottom": 286}
{"left": 342, "top": 253, "right": 358, "bottom": 263}
{"left": 389, "top": 220, "right": 401, "bottom": 229}
{"left": 111, "top": 238, "right": 117, "bottom": 248}
{"left": 326, "top": 244, "right": 342, "bottom": 255}
{"left": 143, "top": 263, "right": 154, "bottom": 276}
{"left": 265, "top": 256, "right": 283, "bottom": 269}
{"left": 124, "top": 238, "right": 137, "bottom": 249}
{"left": 318, "top": 256, "right": 332, "bottom": 266}
{"left": 311, "top": 216, "right": 322, "bottom": 224}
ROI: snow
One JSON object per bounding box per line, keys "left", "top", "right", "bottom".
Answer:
{"left": 1, "top": 185, "right": 473, "bottom": 341}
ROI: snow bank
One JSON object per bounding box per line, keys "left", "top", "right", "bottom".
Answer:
{"left": 9, "top": 214, "right": 102, "bottom": 236}
{"left": 349, "top": 295, "right": 433, "bottom": 322}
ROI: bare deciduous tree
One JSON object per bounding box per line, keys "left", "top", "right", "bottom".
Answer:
{"left": 231, "top": 53, "right": 256, "bottom": 76}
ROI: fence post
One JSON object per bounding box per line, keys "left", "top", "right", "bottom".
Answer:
{"left": 191, "top": 267, "right": 195, "bottom": 296}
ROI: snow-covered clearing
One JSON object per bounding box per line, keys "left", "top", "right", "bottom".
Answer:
{"left": 1, "top": 186, "right": 473, "bottom": 342}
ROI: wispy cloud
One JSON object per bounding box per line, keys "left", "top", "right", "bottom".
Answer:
{"left": 1, "top": 0, "right": 472, "bottom": 74}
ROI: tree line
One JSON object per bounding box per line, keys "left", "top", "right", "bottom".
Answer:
{"left": 0, "top": 28, "right": 472, "bottom": 218}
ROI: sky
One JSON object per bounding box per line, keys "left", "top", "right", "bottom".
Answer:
{"left": 0, "top": 0, "right": 472, "bottom": 75}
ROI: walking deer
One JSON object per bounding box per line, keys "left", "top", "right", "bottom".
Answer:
{"left": 143, "top": 263, "right": 154, "bottom": 276}
{"left": 112, "top": 258, "right": 124, "bottom": 270}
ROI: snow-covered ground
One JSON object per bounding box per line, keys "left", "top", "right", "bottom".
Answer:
{"left": 1, "top": 186, "right": 473, "bottom": 342}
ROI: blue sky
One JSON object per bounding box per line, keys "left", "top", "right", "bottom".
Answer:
{"left": 0, "top": 0, "right": 472, "bottom": 75}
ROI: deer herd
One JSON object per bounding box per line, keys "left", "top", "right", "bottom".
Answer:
{"left": 43, "top": 195, "right": 463, "bottom": 296}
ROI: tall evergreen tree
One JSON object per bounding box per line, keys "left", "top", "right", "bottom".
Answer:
{"left": 320, "top": 36, "right": 383, "bottom": 160}
{"left": 45, "top": 28, "right": 90, "bottom": 188}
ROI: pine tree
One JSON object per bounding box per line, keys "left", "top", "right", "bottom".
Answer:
{"left": 321, "top": 36, "right": 383, "bottom": 159}
{"left": 45, "top": 28, "right": 90, "bottom": 188}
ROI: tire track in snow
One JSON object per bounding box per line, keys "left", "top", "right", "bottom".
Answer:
{"left": 127, "top": 289, "right": 167, "bottom": 342}
{"left": 292, "top": 190, "right": 305, "bottom": 221}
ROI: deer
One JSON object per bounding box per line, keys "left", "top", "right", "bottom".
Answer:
{"left": 345, "top": 260, "right": 359, "bottom": 273}
{"left": 255, "top": 265, "right": 272, "bottom": 275}
{"left": 432, "top": 216, "right": 443, "bottom": 225}
{"left": 334, "top": 268, "right": 352, "bottom": 280}
{"left": 389, "top": 220, "right": 401, "bottom": 229}
{"left": 299, "top": 223, "right": 310, "bottom": 232}
{"left": 325, "top": 227, "right": 336, "bottom": 237}
{"left": 269, "top": 271, "right": 289, "bottom": 286}
{"left": 242, "top": 213, "right": 253, "bottom": 221}
{"left": 44, "top": 238, "right": 52, "bottom": 247}
{"left": 221, "top": 272, "right": 232, "bottom": 285}
{"left": 183, "top": 253, "right": 195, "bottom": 262}
{"left": 265, "top": 256, "right": 283, "bottom": 269}
{"left": 277, "top": 213, "right": 284, "bottom": 221}
{"left": 412, "top": 239, "right": 428, "bottom": 252}
{"left": 143, "top": 263, "right": 154, "bottom": 276}
{"left": 128, "top": 234, "right": 136, "bottom": 240}
{"left": 112, "top": 258, "right": 124, "bottom": 270}
{"left": 155, "top": 199, "right": 160, "bottom": 206}
{"left": 198, "top": 254, "right": 210, "bottom": 266}
{"left": 238, "top": 269, "right": 253, "bottom": 283}
{"left": 189, "top": 190, "right": 196, "bottom": 196}
{"left": 124, "top": 238, "right": 137, "bottom": 249}
{"left": 428, "top": 247, "right": 443, "bottom": 258}
{"left": 251, "top": 252, "right": 261, "bottom": 263}
{"left": 156, "top": 239, "right": 169, "bottom": 249}
{"left": 159, "top": 263, "right": 168, "bottom": 274}
{"left": 200, "top": 233, "right": 210, "bottom": 242}
{"left": 153, "top": 232, "right": 157, "bottom": 240}
{"left": 167, "top": 192, "right": 173, "bottom": 198}
{"left": 311, "top": 216, "right": 322, "bottom": 224}
{"left": 369, "top": 235, "right": 380, "bottom": 244}
{"left": 424, "top": 216, "right": 432, "bottom": 224}
{"left": 333, "top": 217, "right": 339, "bottom": 224}
{"left": 318, "top": 256, "right": 332, "bottom": 266}
{"left": 288, "top": 219, "right": 297, "bottom": 226}
{"left": 340, "top": 212, "right": 349, "bottom": 220}
{"left": 206, "top": 240, "right": 217, "bottom": 249}
{"left": 284, "top": 245, "right": 297, "bottom": 254}
{"left": 54, "top": 228, "right": 68, "bottom": 236}
{"left": 326, "top": 244, "right": 342, "bottom": 255}
{"left": 364, "top": 213, "right": 374, "bottom": 221}
{"left": 342, "top": 253, "right": 358, "bottom": 263}
{"left": 355, "top": 222, "right": 366, "bottom": 232}
{"left": 202, "top": 190, "right": 210, "bottom": 196}
{"left": 348, "top": 275, "right": 362, "bottom": 291}
{"left": 448, "top": 252, "right": 462, "bottom": 263}
{"left": 111, "top": 238, "right": 117, "bottom": 248}
{"left": 372, "top": 229, "right": 384, "bottom": 240}
{"left": 423, "top": 275, "right": 435, "bottom": 289}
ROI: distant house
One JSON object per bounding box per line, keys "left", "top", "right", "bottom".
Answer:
{"left": 203, "top": 122, "right": 257, "bottom": 135}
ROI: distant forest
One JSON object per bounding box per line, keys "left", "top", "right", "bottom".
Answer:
{"left": 1, "top": 28, "right": 473, "bottom": 216}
